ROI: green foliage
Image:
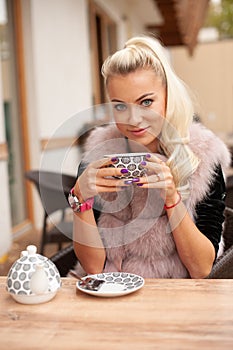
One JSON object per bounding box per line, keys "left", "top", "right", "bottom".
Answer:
{"left": 205, "top": 0, "right": 233, "bottom": 38}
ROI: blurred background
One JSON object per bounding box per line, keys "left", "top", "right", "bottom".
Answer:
{"left": 0, "top": 0, "right": 232, "bottom": 272}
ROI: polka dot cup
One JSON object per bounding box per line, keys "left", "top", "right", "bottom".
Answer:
{"left": 105, "top": 153, "right": 148, "bottom": 179}
{"left": 6, "top": 245, "right": 61, "bottom": 304}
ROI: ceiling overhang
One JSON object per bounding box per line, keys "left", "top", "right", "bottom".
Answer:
{"left": 147, "top": 0, "right": 210, "bottom": 54}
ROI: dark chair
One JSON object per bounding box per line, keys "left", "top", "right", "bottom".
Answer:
{"left": 25, "top": 170, "right": 76, "bottom": 255}
{"left": 222, "top": 206, "right": 233, "bottom": 251}
{"left": 205, "top": 246, "right": 233, "bottom": 279}
{"left": 206, "top": 207, "right": 233, "bottom": 278}
{"left": 50, "top": 243, "right": 77, "bottom": 277}
{"left": 226, "top": 175, "right": 233, "bottom": 209}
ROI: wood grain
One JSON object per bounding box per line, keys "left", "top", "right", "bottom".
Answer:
{"left": 1, "top": 277, "right": 233, "bottom": 349}
{"left": 0, "top": 143, "right": 8, "bottom": 161}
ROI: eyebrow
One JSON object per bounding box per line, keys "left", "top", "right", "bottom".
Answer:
{"left": 111, "top": 92, "right": 155, "bottom": 103}
{"left": 135, "top": 92, "right": 155, "bottom": 102}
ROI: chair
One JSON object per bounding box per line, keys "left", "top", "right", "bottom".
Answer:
{"left": 226, "top": 175, "right": 233, "bottom": 209}
{"left": 50, "top": 243, "right": 77, "bottom": 277}
{"left": 206, "top": 207, "right": 233, "bottom": 278}
{"left": 25, "top": 170, "right": 76, "bottom": 255}
{"left": 222, "top": 206, "right": 233, "bottom": 251}
{"left": 205, "top": 246, "right": 233, "bottom": 279}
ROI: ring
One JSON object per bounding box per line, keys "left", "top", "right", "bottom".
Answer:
{"left": 156, "top": 173, "right": 161, "bottom": 181}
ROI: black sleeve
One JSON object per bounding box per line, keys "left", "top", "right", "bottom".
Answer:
{"left": 194, "top": 165, "right": 226, "bottom": 257}
{"left": 77, "top": 160, "right": 88, "bottom": 178}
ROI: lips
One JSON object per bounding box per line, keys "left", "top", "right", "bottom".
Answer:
{"left": 129, "top": 127, "right": 149, "bottom": 136}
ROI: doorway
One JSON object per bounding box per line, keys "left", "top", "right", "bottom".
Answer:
{"left": 89, "top": 0, "right": 117, "bottom": 105}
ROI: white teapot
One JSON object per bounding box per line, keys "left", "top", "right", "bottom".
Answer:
{"left": 6, "top": 245, "right": 61, "bottom": 304}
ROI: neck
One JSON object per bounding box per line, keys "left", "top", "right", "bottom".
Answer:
{"left": 125, "top": 137, "right": 159, "bottom": 153}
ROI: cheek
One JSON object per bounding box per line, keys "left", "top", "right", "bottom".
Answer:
{"left": 154, "top": 99, "right": 166, "bottom": 117}
{"left": 116, "top": 123, "right": 127, "bottom": 135}
{"left": 147, "top": 113, "right": 165, "bottom": 137}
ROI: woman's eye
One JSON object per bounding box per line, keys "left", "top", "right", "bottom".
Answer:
{"left": 113, "top": 103, "right": 127, "bottom": 112}
{"left": 141, "top": 99, "right": 153, "bottom": 107}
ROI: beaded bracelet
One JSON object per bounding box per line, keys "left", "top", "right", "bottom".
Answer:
{"left": 164, "top": 192, "right": 181, "bottom": 210}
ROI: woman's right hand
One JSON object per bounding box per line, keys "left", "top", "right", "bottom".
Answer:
{"left": 73, "top": 157, "right": 133, "bottom": 201}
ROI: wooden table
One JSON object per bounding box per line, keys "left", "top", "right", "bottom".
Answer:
{"left": 1, "top": 277, "right": 233, "bottom": 349}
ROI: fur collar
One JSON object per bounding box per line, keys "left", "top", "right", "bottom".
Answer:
{"left": 79, "top": 122, "right": 231, "bottom": 278}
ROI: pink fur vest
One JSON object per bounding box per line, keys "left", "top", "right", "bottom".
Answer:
{"left": 79, "top": 122, "right": 230, "bottom": 278}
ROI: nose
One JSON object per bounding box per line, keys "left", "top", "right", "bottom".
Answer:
{"left": 127, "top": 104, "right": 143, "bottom": 126}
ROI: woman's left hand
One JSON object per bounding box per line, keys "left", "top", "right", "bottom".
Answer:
{"left": 137, "top": 153, "right": 178, "bottom": 203}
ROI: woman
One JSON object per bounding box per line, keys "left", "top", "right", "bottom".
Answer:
{"left": 70, "top": 36, "right": 230, "bottom": 278}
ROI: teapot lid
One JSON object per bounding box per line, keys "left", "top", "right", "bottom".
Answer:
{"left": 19, "top": 245, "right": 39, "bottom": 258}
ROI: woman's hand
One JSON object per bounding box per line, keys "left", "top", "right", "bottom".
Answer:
{"left": 73, "top": 158, "right": 133, "bottom": 201}
{"left": 137, "top": 153, "right": 179, "bottom": 205}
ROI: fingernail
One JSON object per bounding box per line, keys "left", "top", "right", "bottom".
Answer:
{"left": 132, "top": 178, "right": 140, "bottom": 182}
{"left": 121, "top": 168, "right": 129, "bottom": 174}
{"left": 111, "top": 157, "right": 118, "bottom": 162}
{"left": 141, "top": 161, "right": 147, "bottom": 166}
{"left": 124, "top": 180, "right": 133, "bottom": 185}
{"left": 137, "top": 183, "right": 144, "bottom": 187}
{"left": 146, "top": 154, "right": 151, "bottom": 158}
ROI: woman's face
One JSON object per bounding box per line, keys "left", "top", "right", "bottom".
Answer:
{"left": 107, "top": 68, "right": 167, "bottom": 152}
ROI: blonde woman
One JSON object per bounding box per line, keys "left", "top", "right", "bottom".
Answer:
{"left": 69, "top": 36, "right": 230, "bottom": 278}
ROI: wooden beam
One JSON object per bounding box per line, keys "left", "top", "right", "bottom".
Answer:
{"left": 0, "top": 143, "right": 8, "bottom": 161}
{"left": 150, "top": 0, "right": 210, "bottom": 54}
{"left": 40, "top": 137, "right": 78, "bottom": 151}
{"left": 174, "top": 0, "right": 210, "bottom": 54}
{"left": 13, "top": 0, "right": 34, "bottom": 222}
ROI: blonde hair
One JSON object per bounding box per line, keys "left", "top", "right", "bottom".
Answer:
{"left": 102, "top": 35, "right": 200, "bottom": 198}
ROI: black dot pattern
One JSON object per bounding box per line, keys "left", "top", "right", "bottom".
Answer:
{"left": 6, "top": 254, "right": 61, "bottom": 296}
{"left": 80, "top": 272, "right": 144, "bottom": 292}
{"left": 110, "top": 153, "right": 147, "bottom": 178}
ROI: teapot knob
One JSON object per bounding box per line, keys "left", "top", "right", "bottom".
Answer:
{"left": 30, "top": 264, "right": 49, "bottom": 295}
{"left": 27, "top": 245, "right": 37, "bottom": 255}
{"left": 20, "top": 250, "right": 28, "bottom": 257}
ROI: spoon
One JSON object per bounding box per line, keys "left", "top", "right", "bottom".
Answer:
{"left": 69, "top": 270, "right": 105, "bottom": 291}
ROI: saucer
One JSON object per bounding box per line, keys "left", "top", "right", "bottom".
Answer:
{"left": 76, "top": 272, "right": 144, "bottom": 297}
